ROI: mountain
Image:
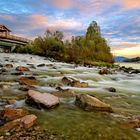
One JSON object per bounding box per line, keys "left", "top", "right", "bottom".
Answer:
{"left": 114, "top": 56, "right": 128, "bottom": 62}
{"left": 124, "top": 57, "right": 140, "bottom": 63}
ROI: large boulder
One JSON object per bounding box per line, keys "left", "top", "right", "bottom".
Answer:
{"left": 26, "top": 90, "right": 60, "bottom": 109}
{"left": 16, "top": 66, "right": 30, "bottom": 72}
{"left": 62, "top": 77, "right": 88, "bottom": 88}
{"left": 2, "top": 108, "right": 28, "bottom": 121}
{"left": 75, "top": 94, "right": 113, "bottom": 112}
{"left": 18, "top": 76, "right": 37, "bottom": 86}
{"left": 1, "top": 114, "right": 37, "bottom": 132}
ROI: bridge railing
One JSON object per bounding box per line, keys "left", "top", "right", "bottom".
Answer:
{"left": 0, "top": 33, "right": 31, "bottom": 43}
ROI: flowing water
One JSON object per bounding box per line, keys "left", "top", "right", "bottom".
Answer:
{"left": 0, "top": 53, "right": 140, "bottom": 140}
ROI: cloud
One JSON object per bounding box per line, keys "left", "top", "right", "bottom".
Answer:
{"left": 112, "top": 45, "right": 140, "bottom": 57}
{"left": 50, "top": 0, "right": 74, "bottom": 9}
{"left": 122, "top": 0, "right": 140, "bottom": 9}
{"left": 0, "top": 0, "right": 140, "bottom": 57}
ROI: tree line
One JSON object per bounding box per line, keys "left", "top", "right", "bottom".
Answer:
{"left": 14, "top": 21, "right": 114, "bottom": 65}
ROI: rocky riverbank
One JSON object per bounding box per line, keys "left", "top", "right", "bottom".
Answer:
{"left": 0, "top": 53, "right": 140, "bottom": 140}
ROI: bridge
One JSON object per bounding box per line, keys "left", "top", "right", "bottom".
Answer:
{"left": 0, "top": 25, "right": 31, "bottom": 52}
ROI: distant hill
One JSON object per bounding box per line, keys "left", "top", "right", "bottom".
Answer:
{"left": 124, "top": 57, "right": 140, "bottom": 63}
{"left": 114, "top": 56, "right": 128, "bottom": 62}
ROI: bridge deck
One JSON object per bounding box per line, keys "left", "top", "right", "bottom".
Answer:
{"left": 0, "top": 33, "right": 31, "bottom": 43}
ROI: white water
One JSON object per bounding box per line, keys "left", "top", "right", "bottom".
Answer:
{"left": 1, "top": 53, "right": 140, "bottom": 139}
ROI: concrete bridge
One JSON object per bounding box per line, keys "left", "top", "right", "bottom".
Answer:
{"left": 0, "top": 25, "right": 31, "bottom": 52}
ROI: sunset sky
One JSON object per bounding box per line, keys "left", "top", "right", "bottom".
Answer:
{"left": 0, "top": 0, "right": 140, "bottom": 57}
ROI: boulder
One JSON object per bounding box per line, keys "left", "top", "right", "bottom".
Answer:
{"left": 0, "top": 64, "right": 3, "bottom": 67}
{"left": 0, "top": 84, "right": 10, "bottom": 90}
{"left": 62, "top": 77, "right": 88, "bottom": 88}
{"left": 37, "top": 64, "right": 45, "bottom": 67}
{"left": 6, "top": 99, "right": 17, "bottom": 105}
{"left": 75, "top": 94, "right": 113, "bottom": 112}
{"left": 4, "top": 64, "right": 13, "bottom": 69}
{"left": 130, "top": 69, "right": 140, "bottom": 74}
{"left": 99, "top": 68, "right": 111, "bottom": 75}
{"left": 71, "top": 81, "right": 88, "bottom": 88}
{"left": 120, "top": 119, "right": 140, "bottom": 129}
{"left": 26, "top": 90, "right": 60, "bottom": 109}
{"left": 11, "top": 71, "right": 23, "bottom": 75}
{"left": 16, "top": 66, "right": 30, "bottom": 72}
{"left": 19, "top": 85, "right": 34, "bottom": 91}
{"left": 105, "top": 87, "right": 116, "bottom": 92}
{"left": 52, "top": 87, "right": 76, "bottom": 97}
{"left": 2, "top": 108, "right": 28, "bottom": 121}
{"left": 1, "top": 114, "right": 37, "bottom": 132}
{"left": 18, "top": 76, "right": 37, "bottom": 86}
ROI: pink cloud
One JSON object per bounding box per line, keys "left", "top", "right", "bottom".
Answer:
{"left": 122, "top": 0, "right": 140, "bottom": 9}
{"left": 49, "top": 0, "right": 74, "bottom": 9}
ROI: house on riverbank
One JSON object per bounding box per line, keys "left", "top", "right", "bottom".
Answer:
{"left": 0, "top": 25, "right": 31, "bottom": 52}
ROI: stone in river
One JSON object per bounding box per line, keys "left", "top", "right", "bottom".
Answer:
{"left": 4, "top": 64, "right": 13, "bottom": 69}
{"left": 120, "top": 119, "right": 140, "bottom": 129}
{"left": 2, "top": 108, "right": 28, "bottom": 121}
{"left": 52, "top": 87, "right": 76, "bottom": 98}
{"left": 1, "top": 114, "right": 37, "bottom": 132}
{"left": 105, "top": 87, "right": 116, "bottom": 92}
{"left": 26, "top": 90, "right": 60, "bottom": 109}
{"left": 18, "top": 76, "right": 37, "bottom": 86}
{"left": 75, "top": 94, "right": 113, "bottom": 112}
{"left": 16, "top": 66, "right": 30, "bottom": 72}
{"left": 99, "top": 68, "right": 111, "bottom": 75}
{"left": 62, "top": 77, "right": 88, "bottom": 88}
{"left": 37, "top": 64, "right": 45, "bottom": 67}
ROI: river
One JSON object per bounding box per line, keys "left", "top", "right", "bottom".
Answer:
{"left": 0, "top": 53, "right": 140, "bottom": 140}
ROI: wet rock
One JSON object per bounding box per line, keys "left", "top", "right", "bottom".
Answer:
{"left": 52, "top": 87, "right": 76, "bottom": 97}
{"left": 37, "top": 64, "right": 45, "bottom": 67}
{"left": 26, "top": 90, "right": 60, "bottom": 109}
{"left": 19, "top": 85, "right": 34, "bottom": 91}
{"left": 99, "top": 68, "right": 111, "bottom": 75}
{"left": 119, "top": 66, "right": 140, "bottom": 74}
{"left": 130, "top": 69, "right": 140, "bottom": 74}
{"left": 16, "top": 66, "right": 30, "bottom": 72}
{"left": 11, "top": 71, "right": 23, "bottom": 75}
{"left": 0, "top": 64, "right": 3, "bottom": 67}
{"left": 6, "top": 99, "right": 17, "bottom": 105}
{"left": 75, "top": 94, "right": 113, "bottom": 112}
{"left": 0, "top": 68, "right": 7, "bottom": 73}
{"left": 105, "top": 87, "right": 116, "bottom": 92}
{"left": 62, "top": 77, "right": 73, "bottom": 85}
{"left": 4, "top": 64, "right": 13, "bottom": 69}
{"left": 120, "top": 119, "right": 140, "bottom": 129}
{"left": 2, "top": 108, "right": 28, "bottom": 121}
{"left": 0, "top": 119, "right": 6, "bottom": 126}
{"left": 1, "top": 114, "right": 37, "bottom": 133}
{"left": 71, "top": 80, "right": 88, "bottom": 88}
{"left": 18, "top": 76, "right": 37, "bottom": 86}
{"left": 0, "top": 84, "right": 10, "bottom": 90}
{"left": 62, "top": 77, "right": 88, "bottom": 88}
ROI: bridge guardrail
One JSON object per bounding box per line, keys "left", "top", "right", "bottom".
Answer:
{"left": 0, "top": 33, "right": 31, "bottom": 43}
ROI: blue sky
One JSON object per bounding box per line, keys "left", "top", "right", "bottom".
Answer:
{"left": 0, "top": 0, "right": 140, "bottom": 57}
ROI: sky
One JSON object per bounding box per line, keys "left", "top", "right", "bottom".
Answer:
{"left": 0, "top": 0, "right": 140, "bottom": 57}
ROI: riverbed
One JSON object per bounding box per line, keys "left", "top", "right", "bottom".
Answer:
{"left": 0, "top": 53, "right": 140, "bottom": 140}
